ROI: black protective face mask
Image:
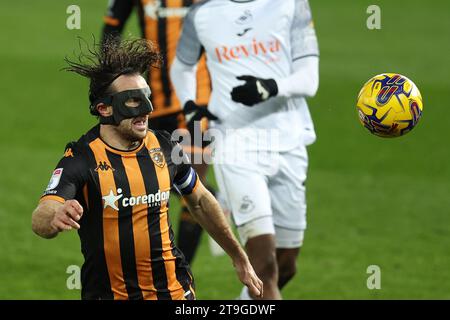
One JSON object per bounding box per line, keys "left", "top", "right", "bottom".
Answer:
{"left": 94, "top": 87, "right": 153, "bottom": 125}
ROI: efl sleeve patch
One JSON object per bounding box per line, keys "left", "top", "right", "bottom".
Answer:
{"left": 41, "top": 149, "right": 86, "bottom": 200}
{"left": 46, "top": 168, "right": 63, "bottom": 191}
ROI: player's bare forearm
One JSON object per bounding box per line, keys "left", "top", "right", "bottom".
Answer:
{"left": 32, "top": 200, "right": 61, "bottom": 239}
{"left": 184, "top": 182, "right": 264, "bottom": 297}
{"left": 184, "top": 182, "right": 247, "bottom": 263}
{"left": 32, "top": 199, "right": 83, "bottom": 239}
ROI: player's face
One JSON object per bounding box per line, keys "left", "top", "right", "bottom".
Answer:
{"left": 111, "top": 74, "right": 150, "bottom": 142}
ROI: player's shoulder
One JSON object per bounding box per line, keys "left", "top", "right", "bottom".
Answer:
{"left": 58, "top": 125, "right": 100, "bottom": 166}
{"left": 71, "top": 126, "right": 97, "bottom": 151}
{"left": 151, "top": 129, "right": 176, "bottom": 150}
{"left": 57, "top": 140, "right": 87, "bottom": 171}
{"left": 151, "top": 129, "right": 171, "bottom": 141}
{"left": 49, "top": 140, "right": 88, "bottom": 183}
{"left": 151, "top": 129, "right": 186, "bottom": 160}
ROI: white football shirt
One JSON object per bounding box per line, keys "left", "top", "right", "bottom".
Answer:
{"left": 176, "top": 0, "right": 319, "bottom": 151}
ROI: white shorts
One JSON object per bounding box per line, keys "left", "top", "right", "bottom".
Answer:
{"left": 214, "top": 145, "right": 308, "bottom": 249}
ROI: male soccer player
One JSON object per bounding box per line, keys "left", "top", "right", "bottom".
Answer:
{"left": 101, "top": 0, "right": 220, "bottom": 264}
{"left": 171, "top": 0, "right": 319, "bottom": 299}
{"left": 31, "top": 38, "right": 262, "bottom": 300}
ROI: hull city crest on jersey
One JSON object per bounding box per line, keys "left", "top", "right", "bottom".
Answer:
{"left": 149, "top": 148, "right": 166, "bottom": 168}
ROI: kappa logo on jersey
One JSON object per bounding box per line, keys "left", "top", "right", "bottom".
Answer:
{"left": 95, "top": 161, "right": 115, "bottom": 172}
{"left": 102, "top": 188, "right": 170, "bottom": 211}
{"left": 144, "top": 0, "right": 189, "bottom": 19}
{"left": 235, "top": 10, "right": 253, "bottom": 25}
{"left": 46, "top": 168, "right": 63, "bottom": 191}
{"left": 64, "top": 148, "right": 74, "bottom": 158}
{"left": 215, "top": 38, "right": 281, "bottom": 64}
{"left": 149, "top": 148, "right": 166, "bottom": 168}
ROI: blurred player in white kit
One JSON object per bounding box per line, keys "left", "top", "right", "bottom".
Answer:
{"left": 171, "top": 0, "right": 319, "bottom": 299}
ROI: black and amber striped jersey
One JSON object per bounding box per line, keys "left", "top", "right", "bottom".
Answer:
{"left": 40, "top": 125, "right": 198, "bottom": 300}
{"left": 103, "top": 0, "right": 211, "bottom": 118}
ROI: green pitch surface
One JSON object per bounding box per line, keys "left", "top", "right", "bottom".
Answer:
{"left": 1, "top": 0, "right": 449, "bottom": 299}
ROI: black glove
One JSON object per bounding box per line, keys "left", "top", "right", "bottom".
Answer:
{"left": 183, "top": 100, "right": 218, "bottom": 123}
{"left": 230, "top": 75, "right": 278, "bottom": 106}
{"left": 183, "top": 100, "right": 219, "bottom": 133}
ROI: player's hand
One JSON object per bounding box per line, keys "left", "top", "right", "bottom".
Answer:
{"left": 231, "top": 75, "right": 278, "bottom": 106}
{"left": 50, "top": 199, "right": 83, "bottom": 232}
{"left": 234, "top": 257, "right": 264, "bottom": 299}
{"left": 183, "top": 100, "right": 219, "bottom": 126}
{"left": 183, "top": 100, "right": 219, "bottom": 141}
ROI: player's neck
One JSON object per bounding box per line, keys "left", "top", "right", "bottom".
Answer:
{"left": 99, "top": 124, "right": 142, "bottom": 151}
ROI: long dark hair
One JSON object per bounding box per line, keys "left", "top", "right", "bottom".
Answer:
{"left": 63, "top": 36, "right": 162, "bottom": 115}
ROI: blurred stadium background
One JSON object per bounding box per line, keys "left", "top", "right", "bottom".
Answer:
{"left": 1, "top": 0, "right": 449, "bottom": 299}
